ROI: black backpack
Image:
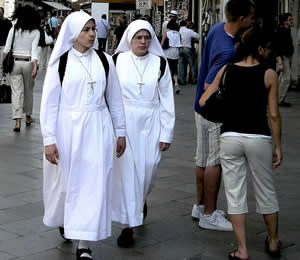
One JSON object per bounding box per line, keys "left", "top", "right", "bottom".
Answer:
{"left": 112, "top": 52, "right": 166, "bottom": 82}
{"left": 58, "top": 49, "right": 109, "bottom": 87}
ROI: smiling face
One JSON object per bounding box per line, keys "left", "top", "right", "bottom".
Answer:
{"left": 74, "top": 19, "right": 96, "bottom": 53}
{"left": 131, "top": 29, "right": 151, "bottom": 56}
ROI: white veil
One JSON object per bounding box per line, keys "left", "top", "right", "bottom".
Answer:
{"left": 115, "top": 19, "right": 165, "bottom": 57}
{"left": 48, "top": 11, "right": 95, "bottom": 66}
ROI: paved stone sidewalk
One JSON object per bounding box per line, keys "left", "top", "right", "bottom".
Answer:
{"left": 0, "top": 70, "right": 299, "bottom": 260}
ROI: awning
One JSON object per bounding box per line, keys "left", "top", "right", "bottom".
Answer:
{"left": 42, "top": 1, "right": 72, "bottom": 11}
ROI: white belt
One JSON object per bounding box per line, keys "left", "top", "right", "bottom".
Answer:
{"left": 124, "top": 100, "right": 159, "bottom": 108}
{"left": 59, "top": 104, "right": 106, "bottom": 112}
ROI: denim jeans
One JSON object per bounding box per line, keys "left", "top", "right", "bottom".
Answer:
{"left": 178, "top": 47, "right": 197, "bottom": 84}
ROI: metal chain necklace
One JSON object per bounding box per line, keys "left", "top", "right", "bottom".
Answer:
{"left": 130, "top": 54, "right": 150, "bottom": 95}
{"left": 72, "top": 51, "right": 96, "bottom": 94}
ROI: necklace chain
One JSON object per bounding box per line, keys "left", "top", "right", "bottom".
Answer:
{"left": 130, "top": 54, "right": 149, "bottom": 81}
{"left": 72, "top": 51, "right": 96, "bottom": 94}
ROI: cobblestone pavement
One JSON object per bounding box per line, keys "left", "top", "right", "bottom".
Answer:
{"left": 0, "top": 70, "right": 299, "bottom": 260}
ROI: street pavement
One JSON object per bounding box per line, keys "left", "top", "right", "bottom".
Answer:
{"left": 0, "top": 70, "right": 299, "bottom": 260}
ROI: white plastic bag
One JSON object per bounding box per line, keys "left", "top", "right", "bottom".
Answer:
{"left": 44, "top": 32, "right": 54, "bottom": 46}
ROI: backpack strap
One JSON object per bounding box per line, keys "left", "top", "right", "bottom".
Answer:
{"left": 95, "top": 49, "right": 109, "bottom": 82}
{"left": 58, "top": 51, "right": 69, "bottom": 86}
{"left": 112, "top": 52, "right": 121, "bottom": 65}
{"left": 158, "top": 56, "right": 166, "bottom": 82}
{"left": 58, "top": 49, "right": 109, "bottom": 87}
{"left": 113, "top": 53, "right": 166, "bottom": 82}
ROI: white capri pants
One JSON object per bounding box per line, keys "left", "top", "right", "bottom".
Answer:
{"left": 220, "top": 136, "right": 279, "bottom": 215}
{"left": 8, "top": 60, "right": 34, "bottom": 119}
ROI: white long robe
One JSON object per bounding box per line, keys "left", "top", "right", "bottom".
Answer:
{"left": 112, "top": 51, "right": 175, "bottom": 227}
{"left": 40, "top": 48, "right": 126, "bottom": 241}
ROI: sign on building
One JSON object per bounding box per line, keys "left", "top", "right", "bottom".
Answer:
{"left": 136, "top": 0, "right": 152, "bottom": 10}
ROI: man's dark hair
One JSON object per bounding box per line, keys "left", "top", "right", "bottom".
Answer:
{"left": 0, "top": 7, "right": 4, "bottom": 13}
{"left": 281, "top": 13, "right": 292, "bottom": 23}
{"left": 102, "top": 14, "right": 106, "bottom": 19}
{"left": 225, "top": 0, "right": 256, "bottom": 22}
{"left": 180, "top": 20, "right": 187, "bottom": 27}
{"left": 167, "top": 20, "right": 179, "bottom": 31}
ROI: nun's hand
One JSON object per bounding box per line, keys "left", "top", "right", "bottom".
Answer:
{"left": 159, "top": 142, "right": 170, "bottom": 152}
{"left": 116, "top": 137, "right": 126, "bottom": 158}
{"left": 45, "top": 144, "right": 59, "bottom": 165}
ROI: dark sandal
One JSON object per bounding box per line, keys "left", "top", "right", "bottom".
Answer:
{"left": 58, "top": 226, "right": 71, "bottom": 242}
{"left": 13, "top": 119, "right": 21, "bottom": 132}
{"left": 228, "top": 250, "right": 248, "bottom": 260}
{"left": 76, "top": 248, "right": 93, "bottom": 260}
{"left": 26, "top": 116, "right": 33, "bottom": 126}
{"left": 265, "top": 236, "right": 281, "bottom": 258}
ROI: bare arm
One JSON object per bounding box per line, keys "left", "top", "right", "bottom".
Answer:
{"left": 160, "top": 32, "right": 167, "bottom": 47}
{"left": 199, "top": 65, "right": 226, "bottom": 107}
{"left": 265, "top": 69, "right": 282, "bottom": 168}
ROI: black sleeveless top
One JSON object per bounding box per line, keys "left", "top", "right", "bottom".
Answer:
{"left": 221, "top": 63, "right": 271, "bottom": 136}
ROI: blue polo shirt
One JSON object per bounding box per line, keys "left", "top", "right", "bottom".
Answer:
{"left": 194, "top": 22, "right": 236, "bottom": 114}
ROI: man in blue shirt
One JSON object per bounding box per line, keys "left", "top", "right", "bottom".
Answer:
{"left": 192, "top": 0, "right": 255, "bottom": 232}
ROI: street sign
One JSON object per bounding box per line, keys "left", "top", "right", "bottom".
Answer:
{"left": 136, "top": 0, "right": 152, "bottom": 10}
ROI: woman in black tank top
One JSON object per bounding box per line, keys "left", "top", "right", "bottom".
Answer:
{"left": 200, "top": 27, "right": 282, "bottom": 260}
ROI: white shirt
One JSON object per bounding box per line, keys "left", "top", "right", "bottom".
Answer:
{"left": 96, "top": 19, "right": 110, "bottom": 39}
{"left": 4, "top": 28, "right": 40, "bottom": 60}
{"left": 163, "top": 30, "right": 181, "bottom": 60}
{"left": 179, "top": 26, "right": 200, "bottom": 49}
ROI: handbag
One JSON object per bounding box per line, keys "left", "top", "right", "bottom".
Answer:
{"left": 0, "top": 76, "right": 11, "bottom": 103}
{"left": 44, "top": 31, "right": 54, "bottom": 45}
{"left": 3, "top": 28, "right": 16, "bottom": 74}
{"left": 200, "top": 63, "right": 232, "bottom": 123}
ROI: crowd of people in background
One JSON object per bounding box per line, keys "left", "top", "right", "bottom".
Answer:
{"left": 0, "top": 1, "right": 296, "bottom": 259}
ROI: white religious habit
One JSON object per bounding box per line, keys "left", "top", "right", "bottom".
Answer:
{"left": 112, "top": 20, "right": 175, "bottom": 227}
{"left": 40, "top": 12, "right": 126, "bottom": 241}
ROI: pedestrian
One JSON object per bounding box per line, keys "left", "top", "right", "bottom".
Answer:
{"left": 96, "top": 14, "right": 110, "bottom": 51}
{"left": 161, "top": 19, "right": 181, "bottom": 94}
{"left": 2, "top": 5, "right": 40, "bottom": 131}
{"left": 38, "top": 18, "right": 51, "bottom": 70}
{"left": 40, "top": 11, "right": 126, "bottom": 259}
{"left": 111, "top": 19, "right": 175, "bottom": 248}
{"left": 199, "top": 26, "right": 282, "bottom": 260}
{"left": 111, "top": 16, "right": 127, "bottom": 54}
{"left": 0, "top": 7, "right": 12, "bottom": 81}
{"left": 192, "top": 0, "right": 255, "bottom": 231}
{"left": 47, "top": 12, "right": 58, "bottom": 38}
{"left": 53, "top": 16, "right": 64, "bottom": 40}
{"left": 276, "top": 13, "right": 294, "bottom": 107}
{"left": 178, "top": 20, "right": 200, "bottom": 85}
{"left": 162, "top": 10, "right": 178, "bottom": 34}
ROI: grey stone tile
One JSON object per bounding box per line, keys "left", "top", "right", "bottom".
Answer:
{"left": 4, "top": 201, "right": 44, "bottom": 219}
{"left": 0, "top": 216, "right": 52, "bottom": 237}
{"left": 0, "top": 251, "right": 15, "bottom": 260}
{"left": 0, "top": 211, "right": 25, "bottom": 225}
{"left": 10, "top": 248, "right": 72, "bottom": 260}
{"left": 8, "top": 189, "right": 42, "bottom": 204}
{"left": 0, "top": 229, "right": 19, "bottom": 241}
{"left": 0, "top": 197, "right": 29, "bottom": 210}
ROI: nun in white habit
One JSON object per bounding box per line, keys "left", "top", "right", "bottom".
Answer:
{"left": 40, "top": 11, "right": 126, "bottom": 259}
{"left": 111, "top": 20, "right": 175, "bottom": 247}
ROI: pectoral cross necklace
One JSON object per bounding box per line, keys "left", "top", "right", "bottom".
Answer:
{"left": 130, "top": 54, "right": 149, "bottom": 94}
{"left": 72, "top": 52, "right": 96, "bottom": 94}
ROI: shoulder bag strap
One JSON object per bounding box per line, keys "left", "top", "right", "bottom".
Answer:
{"left": 10, "top": 28, "right": 16, "bottom": 52}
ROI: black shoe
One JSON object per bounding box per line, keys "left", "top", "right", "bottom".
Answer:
{"left": 143, "top": 201, "right": 148, "bottom": 221}
{"left": 76, "top": 248, "right": 93, "bottom": 259}
{"left": 59, "top": 226, "right": 71, "bottom": 242}
{"left": 265, "top": 236, "right": 281, "bottom": 258}
{"left": 278, "top": 101, "right": 291, "bottom": 107}
{"left": 117, "top": 227, "right": 134, "bottom": 248}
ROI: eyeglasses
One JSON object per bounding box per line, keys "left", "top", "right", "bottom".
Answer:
{"left": 133, "top": 35, "right": 151, "bottom": 41}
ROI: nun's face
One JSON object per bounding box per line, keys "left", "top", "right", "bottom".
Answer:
{"left": 74, "top": 19, "right": 96, "bottom": 53}
{"left": 131, "top": 29, "right": 151, "bottom": 56}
